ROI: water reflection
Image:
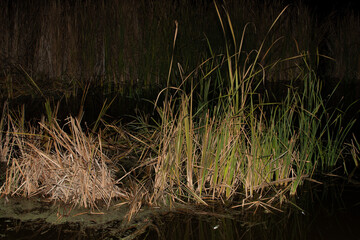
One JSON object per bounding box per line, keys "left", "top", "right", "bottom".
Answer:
{"left": 142, "top": 182, "right": 360, "bottom": 240}
{"left": 1, "top": 182, "right": 359, "bottom": 240}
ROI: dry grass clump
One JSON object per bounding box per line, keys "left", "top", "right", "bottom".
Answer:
{"left": 0, "top": 116, "right": 129, "bottom": 209}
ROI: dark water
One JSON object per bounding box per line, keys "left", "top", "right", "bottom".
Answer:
{"left": 140, "top": 181, "right": 360, "bottom": 240}
{"left": 1, "top": 181, "right": 360, "bottom": 240}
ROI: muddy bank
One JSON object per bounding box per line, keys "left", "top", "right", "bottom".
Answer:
{"left": 0, "top": 197, "right": 160, "bottom": 239}
{"left": 1, "top": 179, "right": 360, "bottom": 240}
{"left": 1, "top": 183, "right": 360, "bottom": 240}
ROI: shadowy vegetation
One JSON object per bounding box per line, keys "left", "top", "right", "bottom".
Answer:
{"left": 1, "top": 0, "right": 360, "bottom": 102}
{"left": 0, "top": 0, "right": 359, "bottom": 223}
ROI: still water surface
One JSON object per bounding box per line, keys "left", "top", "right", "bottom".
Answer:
{"left": 1, "top": 181, "right": 359, "bottom": 240}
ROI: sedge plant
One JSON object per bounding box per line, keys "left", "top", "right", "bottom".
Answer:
{"left": 146, "top": 2, "right": 354, "bottom": 208}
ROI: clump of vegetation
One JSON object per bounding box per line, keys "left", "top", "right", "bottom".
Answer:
{"left": 144, "top": 4, "right": 355, "bottom": 208}
{"left": 0, "top": 114, "right": 131, "bottom": 210}
{"left": 0, "top": 1, "right": 358, "bottom": 220}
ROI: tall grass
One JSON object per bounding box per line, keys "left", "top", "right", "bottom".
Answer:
{"left": 147, "top": 3, "right": 354, "bottom": 207}
{"left": 0, "top": 1, "right": 357, "bottom": 218}
{"left": 324, "top": 11, "right": 360, "bottom": 80}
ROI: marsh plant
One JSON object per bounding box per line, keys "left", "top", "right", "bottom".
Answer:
{"left": 1, "top": 0, "right": 360, "bottom": 102}
{"left": 147, "top": 4, "right": 354, "bottom": 207}
{"left": 0, "top": 2, "right": 356, "bottom": 218}
{"left": 0, "top": 112, "right": 131, "bottom": 210}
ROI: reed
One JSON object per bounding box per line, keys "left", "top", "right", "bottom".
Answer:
{"left": 350, "top": 134, "right": 360, "bottom": 168}
{"left": 324, "top": 11, "right": 360, "bottom": 80}
{"left": 0, "top": 0, "right": 356, "bottom": 218}
{"left": 146, "top": 2, "right": 354, "bottom": 207}
{"left": 2, "top": 0, "right": 359, "bottom": 104}
{"left": 0, "top": 115, "right": 129, "bottom": 210}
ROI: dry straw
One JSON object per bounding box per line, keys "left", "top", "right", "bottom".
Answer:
{"left": 0, "top": 116, "right": 128, "bottom": 210}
